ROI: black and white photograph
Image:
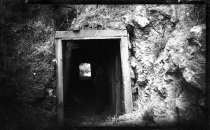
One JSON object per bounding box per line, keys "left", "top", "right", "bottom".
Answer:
{"left": 0, "top": 0, "right": 209, "bottom": 129}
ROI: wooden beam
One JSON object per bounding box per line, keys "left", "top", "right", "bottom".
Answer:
{"left": 110, "top": 55, "right": 116, "bottom": 115}
{"left": 120, "top": 36, "right": 133, "bottom": 114}
{"left": 115, "top": 49, "right": 121, "bottom": 116}
{"left": 55, "top": 30, "right": 127, "bottom": 40}
{"left": 55, "top": 38, "right": 64, "bottom": 128}
{"left": 64, "top": 43, "right": 72, "bottom": 105}
{"left": 61, "top": 37, "right": 121, "bottom": 40}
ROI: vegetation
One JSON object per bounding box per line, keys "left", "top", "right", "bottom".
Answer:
{"left": 0, "top": 4, "right": 58, "bottom": 129}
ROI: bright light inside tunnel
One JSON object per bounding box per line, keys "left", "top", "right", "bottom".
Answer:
{"left": 79, "top": 63, "right": 91, "bottom": 78}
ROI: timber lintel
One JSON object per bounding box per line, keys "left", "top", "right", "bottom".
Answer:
{"left": 55, "top": 30, "right": 128, "bottom": 40}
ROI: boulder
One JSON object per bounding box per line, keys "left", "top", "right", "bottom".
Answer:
{"left": 190, "top": 25, "right": 205, "bottom": 38}
{"left": 134, "top": 16, "right": 150, "bottom": 28}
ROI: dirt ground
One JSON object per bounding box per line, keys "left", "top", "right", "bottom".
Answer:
{"left": 64, "top": 98, "right": 114, "bottom": 127}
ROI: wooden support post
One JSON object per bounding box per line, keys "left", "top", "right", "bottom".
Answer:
{"left": 120, "top": 36, "right": 133, "bottom": 114}
{"left": 115, "top": 47, "right": 121, "bottom": 116}
{"left": 55, "top": 38, "right": 64, "bottom": 127}
{"left": 110, "top": 51, "right": 114, "bottom": 114}
{"left": 64, "top": 43, "right": 72, "bottom": 104}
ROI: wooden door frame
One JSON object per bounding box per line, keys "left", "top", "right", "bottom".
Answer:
{"left": 55, "top": 30, "right": 133, "bottom": 126}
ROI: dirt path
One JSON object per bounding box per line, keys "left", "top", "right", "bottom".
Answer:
{"left": 64, "top": 101, "right": 113, "bottom": 126}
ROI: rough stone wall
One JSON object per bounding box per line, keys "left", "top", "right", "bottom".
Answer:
{"left": 0, "top": 4, "right": 76, "bottom": 129}
{"left": 71, "top": 4, "right": 206, "bottom": 126}
{"left": 0, "top": 4, "right": 59, "bottom": 129}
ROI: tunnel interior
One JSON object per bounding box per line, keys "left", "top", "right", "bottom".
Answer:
{"left": 62, "top": 39, "right": 122, "bottom": 125}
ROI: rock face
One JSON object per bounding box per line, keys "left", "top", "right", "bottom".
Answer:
{"left": 0, "top": 4, "right": 57, "bottom": 129}
{"left": 71, "top": 4, "right": 206, "bottom": 127}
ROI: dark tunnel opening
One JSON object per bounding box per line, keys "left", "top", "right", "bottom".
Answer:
{"left": 62, "top": 39, "right": 122, "bottom": 125}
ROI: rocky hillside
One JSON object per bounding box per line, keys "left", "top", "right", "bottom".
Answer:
{"left": 0, "top": 4, "right": 58, "bottom": 129}
{"left": 71, "top": 4, "right": 206, "bottom": 127}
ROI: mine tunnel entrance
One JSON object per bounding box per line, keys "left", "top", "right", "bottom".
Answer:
{"left": 55, "top": 30, "right": 133, "bottom": 126}
{"left": 63, "top": 39, "right": 122, "bottom": 125}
